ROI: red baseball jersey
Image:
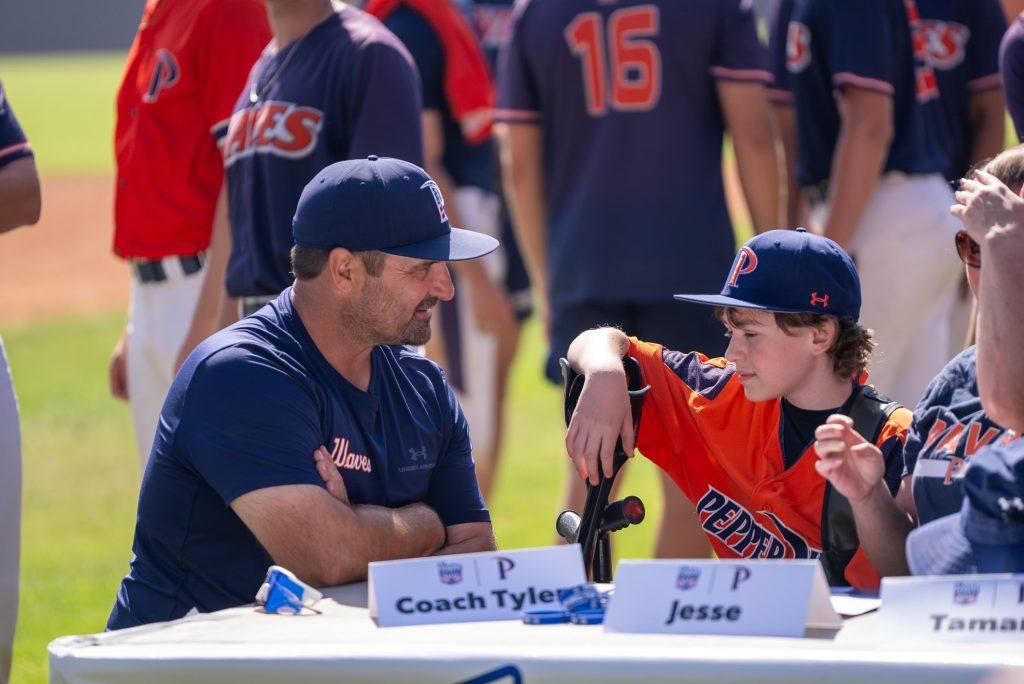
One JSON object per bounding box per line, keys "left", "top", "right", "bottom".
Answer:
{"left": 113, "top": 0, "right": 270, "bottom": 259}
{"left": 629, "top": 338, "right": 912, "bottom": 589}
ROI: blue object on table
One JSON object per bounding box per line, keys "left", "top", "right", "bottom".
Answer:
{"left": 255, "top": 565, "right": 323, "bottom": 615}
{"left": 522, "top": 610, "right": 570, "bottom": 625}
{"left": 569, "top": 609, "right": 605, "bottom": 625}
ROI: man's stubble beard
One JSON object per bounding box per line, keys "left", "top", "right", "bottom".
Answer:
{"left": 344, "top": 280, "right": 434, "bottom": 347}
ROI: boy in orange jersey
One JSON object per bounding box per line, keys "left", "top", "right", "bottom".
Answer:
{"left": 564, "top": 228, "right": 911, "bottom": 589}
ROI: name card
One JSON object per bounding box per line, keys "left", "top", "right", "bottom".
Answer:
{"left": 368, "top": 545, "right": 587, "bottom": 627}
{"left": 879, "top": 574, "right": 1024, "bottom": 642}
{"left": 604, "top": 560, "right": 840, "bottom": 637}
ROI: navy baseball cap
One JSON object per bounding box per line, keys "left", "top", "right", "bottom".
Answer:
{"left": 292, "top": 156, "right": 499, "bottom": 261}
{"left": 906, "top": 441, "right": 1024, "bottom": 575}
{"left": 674, "top": 228, "right": 861, "bottom": 320}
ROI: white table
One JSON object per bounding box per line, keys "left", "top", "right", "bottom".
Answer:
{"left": 48, "top": 583, "right": 1024, "bottom": 684}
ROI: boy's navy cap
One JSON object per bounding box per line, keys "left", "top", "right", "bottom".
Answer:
{"left": 674, "top": 228, "right": 862, "bottom": 320}
{"left": 906, "top": 441, "right": 1024, "bottom": 575}
{"left": 292, "top": 156, "right": 499, "bottom": 261}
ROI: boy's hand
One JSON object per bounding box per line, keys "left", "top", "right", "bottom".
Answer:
{"left": 813, "top": 414, "right": 885, "bottom": 504}
{"left": 565, "top": 369, "right": 635, "bottom": 486}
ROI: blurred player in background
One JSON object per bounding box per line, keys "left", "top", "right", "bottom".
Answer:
{"left": 366, "top": 0, "right": 515, "bottom": 500}
{"left": 0, "top": 78, "right": 41, "bottom": 684}
{"left": 913, "top": 0, "right": 1005, "bottom": 356}
{"left": 497, "top": 0, "right": 781, "bottom": 558}
{"left": 182, "top": 0, "right": 424, "bottom": 340}
{"left": 770, "top": 0, "right": 962, "bottom": 409}
{"left": 464, "top": 0, "right": 534, "bottom": 499}
{"left": 1001, "top": 10, "right": 1024, "bottom": 138}
{"left": 108, "top": 0, "right": 270, "bottom": 469}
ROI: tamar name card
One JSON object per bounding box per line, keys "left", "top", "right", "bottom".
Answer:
{"left": 368, "top": 545, "right": 587, "bottom": 627}
{"left": 604, "top": 559, "right": 840, "bottom": 637}
{"left": 879, "top": 574, "right": 1024, "bottom": 642}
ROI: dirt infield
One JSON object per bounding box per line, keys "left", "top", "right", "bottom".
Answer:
{"left": 0, "top": 174, "right": 128, "bottom": 327}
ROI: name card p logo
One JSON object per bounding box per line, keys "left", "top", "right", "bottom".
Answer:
{"left": 731, "top": 566, "right": 752, "bottom": 591}
{"left": 496, "top": 557, "right": 516, "bottom": 581}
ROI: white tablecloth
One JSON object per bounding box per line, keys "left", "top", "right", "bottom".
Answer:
{"left": 48, "top": 583, "right": 1024, "bottom": 684}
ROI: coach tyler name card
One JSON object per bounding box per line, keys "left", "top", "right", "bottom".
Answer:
{"left": 604, "top": 559, "right": 840, "bottom": 637}
{"left": 879, "top": 574, "right": 1024, "bottom": 642}
{"left": 368, "top": 545, "right": 587, "bottom": 627}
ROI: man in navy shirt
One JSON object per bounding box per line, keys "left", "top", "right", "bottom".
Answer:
{"left": 496, "top": 0, "right": 780, "bottom": 559}
{"left": 107, "top": 157, "right": 498, "bottom": 629}
{"left": 180, "top": 0, "right": 425, "bottom": 359}
{"left": 770, "top": 0, "right": 963, "bottom": 409}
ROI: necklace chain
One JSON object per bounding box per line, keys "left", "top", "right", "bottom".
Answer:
{"left": 249, "top": 21, "right": 319, "bottom": 104}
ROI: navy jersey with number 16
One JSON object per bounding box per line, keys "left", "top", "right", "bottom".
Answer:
{"left": 496, "top": 0, "right": 770, "bottom": 310}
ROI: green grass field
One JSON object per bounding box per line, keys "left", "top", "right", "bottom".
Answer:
{"left": 0, "top": 51, "right": 666, "bottom": 683}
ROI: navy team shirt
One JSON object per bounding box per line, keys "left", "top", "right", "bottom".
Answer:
{"left": 915, "top": 0, "right": 1005, "bottom": 180}
{"left": 384, "top": 5, "right": 493, "bottom": 192}
{"left": 497, "top": 0, "right": 769, "bottom": 310}
{"left": 107, "top": 289, "right": 489, "bottom": 630}
{"left": 1001, "top": 13, "right": 1024, "bottom": 139}
{"left": 0, "top": 81, "right": 33, "bottom": 169}
{"left": 224, "top": 7, "right": 424, "bottom": 297}
{"left": 903, "top": 346, "right": 1019, "bottom": 525}
{"left": 780, "top": 0, "right": 946, "bottom": 188}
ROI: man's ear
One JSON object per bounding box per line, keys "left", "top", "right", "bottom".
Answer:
{"left": 327, "top": 248, "right": 359, "bottom": 293}
{"left": 809, "top": 318, "right": 838, "bottom": 356}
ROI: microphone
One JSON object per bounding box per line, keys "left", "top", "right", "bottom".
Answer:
{"left": 555, "top": 510, "right": 581, "bottom": 544}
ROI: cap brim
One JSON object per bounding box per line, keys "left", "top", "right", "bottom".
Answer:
{"left": 381, "top": 226, "right": 498, "bottom": 262}
{"left": 673, "top": 294, "right": 807, "bottom": 313}
{"left": 906, "top": 512, "right": 977, "bottom": 576}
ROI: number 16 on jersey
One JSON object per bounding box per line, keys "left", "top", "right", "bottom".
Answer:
{"left": 565, "top": 5, "right": 663, "bottom": 117}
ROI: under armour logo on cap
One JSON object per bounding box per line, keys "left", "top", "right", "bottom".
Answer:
{"left": 809, "top": 292, "right": 829, "bottom": 308}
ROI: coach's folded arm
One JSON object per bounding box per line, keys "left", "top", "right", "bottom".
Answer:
{"left": 231, "top": 484, "right": 455, "bottom": 588}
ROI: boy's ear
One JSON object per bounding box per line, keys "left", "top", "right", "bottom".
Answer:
{"left": 810, "top": 318, "right": 838, "bottom": 355}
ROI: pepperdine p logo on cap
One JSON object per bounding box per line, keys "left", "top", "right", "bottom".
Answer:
{"left": 674, "top": 228, "right": 862, "bottom": 320}
{"left": 292, "top": 156, "right": 498, "bottom": 262}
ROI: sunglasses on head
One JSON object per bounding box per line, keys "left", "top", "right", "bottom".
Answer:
{"left": 955, "top": 231, "right": 981, "bottom": 268}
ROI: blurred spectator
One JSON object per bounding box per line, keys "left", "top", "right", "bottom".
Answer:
{"left": 496, "top": 0, "right": 780, "bottom": 558}
{"left": 107, "top": 0, "right": 270, "bottom": 469}
{"left": 184, "top": 0, "right": 423, "bottom": 331}
{"left": 0, "top": 78, "right": 40, "bottom": 684}
{"left": 771, "top": 0, "right": 962, "bottom": 409}
{"left": 367, "top": 0, "right": 515, "bottom": 500}
{"left": 1000, "top": 11, "right": 1024, "bottom": 139}
{"left": 914, "top": 0, "right": 1005, "bottom": 358}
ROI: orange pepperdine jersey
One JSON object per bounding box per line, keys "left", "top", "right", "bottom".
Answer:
{"left": 629, "top": 338, "right": 912, "bottom": 590}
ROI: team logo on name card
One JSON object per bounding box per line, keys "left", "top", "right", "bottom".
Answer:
{"left": 438, "top": 561, "right": 463, "bottom": 586}
{"left": 953, "top": 581, "right": 980, "bottom": 605}
{"left": 675, "top": 566, "right": 700, "bottom": 591}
